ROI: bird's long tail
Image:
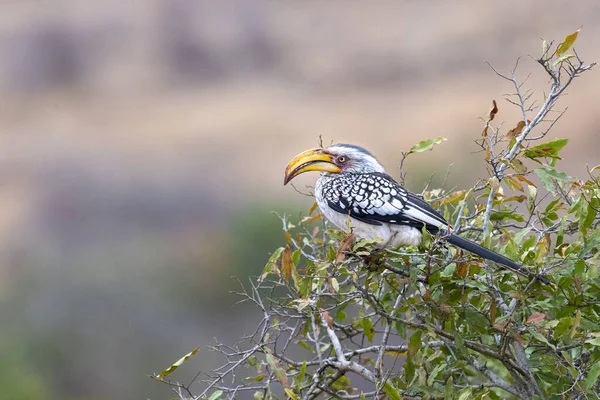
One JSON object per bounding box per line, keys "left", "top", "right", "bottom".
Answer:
{"left": 446, "top": 233, "right": 550, "bottom": 285}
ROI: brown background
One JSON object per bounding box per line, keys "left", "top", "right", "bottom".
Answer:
{"left": 0, "top": 1, "right": 598, "bottom": 399}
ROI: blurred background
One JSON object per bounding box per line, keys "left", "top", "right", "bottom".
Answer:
{"left": 0, "top": 1, "right": 598, "bottom": 399}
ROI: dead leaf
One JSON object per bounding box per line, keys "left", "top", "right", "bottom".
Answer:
{"left": 512, "top": 331, "right": 525, "bottom": 345}
{"left": 527, "top": 312, "right": 546, "bottom": 324}
{"left": 571, "top": 310, "right": 581, "bottom": 338}
{"left": 309, "top": 201, "right": 318, "bottom": 215}
{"left": 481, "top": 100, "right": 498, "bottom": 139}
{"left": 320, "top": 308, "right": 334, "bottom": 328}
{"left": 506, "top": 120, "right": 527, "bottom": 139}
{"left": 311, "top": 226, "right": 320, "bottom": 237}
{"left": 264, "top": 348, "right": 289, "bottom": 388}
{"left": 494, "top": 320, "right": 509, "bottom": 331}
{"left": 516, "top": 175, "right": 536, "bottom": 187}
{"left": 282, "top": 245, "right": 293, "bottom": 281}
{"left": 335, "top": 232, "right": 354, "bottom": 264}
{"left": 490, "top": 299, "right": 497, "bottom": 326}
{"left": 488, "top": 100, "right": 498, "bottom": 122}
{"left": 456, "top": 262, "right": 468, "bottom": 279}
{"left": 302, "top": 213, "right": 322, "bottom": 225}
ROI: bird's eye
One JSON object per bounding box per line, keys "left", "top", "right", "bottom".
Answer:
{"left": 338, "top": 156, "right": 347, "bottom": 163}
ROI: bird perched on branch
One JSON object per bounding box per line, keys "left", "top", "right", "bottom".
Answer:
{"left": 284, "top": 143, "right": 549, "bottom": 285}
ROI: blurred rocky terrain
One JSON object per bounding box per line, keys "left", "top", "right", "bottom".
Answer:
{"left": 0, "top": 1, "right": 598, "bottom": 399}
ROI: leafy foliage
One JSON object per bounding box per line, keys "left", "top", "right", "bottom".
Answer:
{"left": 154, "top": 30, "right": 598, "bottom": 400}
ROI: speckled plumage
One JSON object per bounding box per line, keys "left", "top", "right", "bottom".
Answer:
{"left": 315, "top": 172, "right": 447, "bottom": 247}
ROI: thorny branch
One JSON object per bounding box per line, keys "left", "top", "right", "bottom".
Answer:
{"left": 480, "top": 49, "right": 594, "bottom": 239}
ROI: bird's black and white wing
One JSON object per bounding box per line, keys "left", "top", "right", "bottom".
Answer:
{"left": 322, "top": 172, "right": 449, "bottom": 234}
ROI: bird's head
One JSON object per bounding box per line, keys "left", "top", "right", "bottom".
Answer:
{"left": 284, "top": 144, "right": 385, "bottom": 185}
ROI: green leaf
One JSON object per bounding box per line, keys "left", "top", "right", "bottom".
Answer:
{"left": 524, "top": 138, "right": 568, "bottom": 160}
{"left": 457, "top": 387, "right": 473, "bottom": 400}
{"left": 553, "top": 53, "right": 576, "bottom": 67}
{"left": 260, "top": 247, "right": 285, "bottom": 280}
{"left": 284, "top": 388, "right": 299, "bottom": 400}
{"left": 427, "top": 363, "right": 447, "bottom": 386}
{"left": 533, "top": 167, "right": 574, "bottom": 194}
{"left": 382, "top": 381, "right": 403, "bottom": 400}
{"left": 408, "top": 136, "right": 447, "bottom": 154}
{"left": 582, "top": 200, "right": 599, "bottom": 229}
{"left": 245, "top": 374, "right": 266, "bottom": 382}
{"left": 445, "top": 376, "right": 454, "bottom": 399}
{"left": 585, "top": 361, "right": 600, "bottom": 389}
{"left": 582, "top": 229, "right": 600, "bottom": 255}
{"left": 362, "top": 318, "right": 375, "bottom": 342}
{"left": 408, "top": 330, "right": 422, "bottom": 357}
{"left": 156, "top": 347, "right": 200, "bottom": 379}
{"left": 556, "top": 28, "right": 580, "bottom": 57}
{"left": 297, "top": 341, "right": 313, "bottom": 353}
{"left": 587, "top": 337, "right": 600, "bottom": 346}
{"left": 209, "top": 390, "right": 223, "bottom": 400}
{"left": 297, "top": 360, "right": 307, "bottom": 382}
{"left": 462, "top": 308, "right": 490, "bottom": 333}
{"left": 353, "top": 237, "right": 383, "bottom": 250}
{"left": 554, "top": 317, "right": 573, "bottom": 341}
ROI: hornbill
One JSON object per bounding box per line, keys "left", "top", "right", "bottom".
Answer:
{"left": 284, "top": 143, "right": 549, "bottom": 285}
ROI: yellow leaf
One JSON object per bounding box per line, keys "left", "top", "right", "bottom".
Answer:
{"left": 308, "top": 201, "right": 319, "bottom": 215}
{"left": 284, "top": 389, "right": 299, "bottom": 400}
{"left": 330, "top": 277, "right": 339, "bottom": 292}
{"left": 385, "top": 350, "right": 408, "bottom": 357}
{"left": 157, "top": 347, "right": 200, "bottom": 379}
{"left": 505, "top": 176, "right": 524, "bottom": 192}
{"left": 556, "top": 28, "right": 581, "bottom": 57}
{"left": 282, "top": 246, "right": 293, "bottom": 281}
{"left": 489, "top": 299, "right": 497, "bottom": 325}
{"left": 510, "top": 158, "right": 528, "bottom": 174}
{"left": 504, "top": 195, "right": 527, "bottom": 203}
{"left": 441, "top": 190, "right": 466, "bottom": 206}
{"left": 506, "top": 120, "right": 526, "bottom": 139}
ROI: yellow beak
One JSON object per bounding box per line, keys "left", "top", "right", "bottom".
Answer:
{"left": 284, "top": 148, "right": 341, "bottom": 185}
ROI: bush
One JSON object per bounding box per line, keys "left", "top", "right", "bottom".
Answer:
{"left": 154, "top": 30, "right": 598, "bottom": 400}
